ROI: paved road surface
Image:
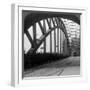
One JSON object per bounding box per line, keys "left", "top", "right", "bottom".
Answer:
{"left": 24, "top": 56, "right": 80, "bottom": 77}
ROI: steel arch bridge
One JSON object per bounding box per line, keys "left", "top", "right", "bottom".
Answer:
{"left": 23, "top": 11, "right": 80, "bottom": 57}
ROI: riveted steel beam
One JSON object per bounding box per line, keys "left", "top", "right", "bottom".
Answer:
{"left": 25, "top": 31, "right": 34, "bottom": 47}
{"left": 43, "top": 19, "right": 46, "bottom": 53}
{"left": 38, "top": 21, "right": 45, "bottom": 35}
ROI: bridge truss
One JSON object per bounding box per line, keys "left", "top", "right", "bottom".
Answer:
{"left": 23, "top": 11, "right": 80, "bottom": 56}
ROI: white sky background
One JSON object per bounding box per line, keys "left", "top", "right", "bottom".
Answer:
{"left": 24, "top": 18, "right": 80, "bottom": 54}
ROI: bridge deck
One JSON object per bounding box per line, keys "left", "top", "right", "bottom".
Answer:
{"left": 24, "top": 56, "right": 80, "bottom": 77}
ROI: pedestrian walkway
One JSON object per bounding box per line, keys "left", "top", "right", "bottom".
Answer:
{"left": 24, "top": 56, "right": 80, "bottom": 77}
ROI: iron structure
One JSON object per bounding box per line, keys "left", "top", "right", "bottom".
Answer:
{"left": 23, "top": 11, "right": 80, "bottom": 56}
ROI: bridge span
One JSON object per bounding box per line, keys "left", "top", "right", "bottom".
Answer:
{"left": 23, "top": 10, "right": 80, "bottom": 77}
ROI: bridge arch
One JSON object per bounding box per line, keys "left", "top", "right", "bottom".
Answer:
{"left": 24, "top": 17, "right": 71, "bottom": 55}
{"left": 23, "top": 10, "right": 80, "bottom": 71}
{"left": 23, "top": 11, "right": 80, "bottom": 32}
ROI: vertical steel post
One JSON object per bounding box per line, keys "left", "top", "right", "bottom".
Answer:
{"left": 60, "top": 30, "right": 62, "bottom": 54}
{"left": 49, "top": 19, "right": 52, "bottom": 53}
{"left": 43, "top": 19, "right": 46, "bottom": 53}
{"left": 33, "top": 23, "right": 36, "bottom": 48}
{"left": 54, "top": 28, "right": 56, "bottom": 53}
{"left": 57, "top": 28, "right": 59, "bottom": 53}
